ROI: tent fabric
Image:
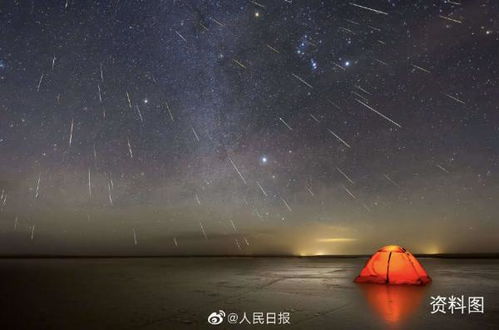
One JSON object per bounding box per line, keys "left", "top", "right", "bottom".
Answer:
{"left": 354, "top": 245, "right": 431, "bottom": 285}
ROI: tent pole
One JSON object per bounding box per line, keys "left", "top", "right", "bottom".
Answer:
{"left": 386, "top": 252, "right": 392, "bottom": 283}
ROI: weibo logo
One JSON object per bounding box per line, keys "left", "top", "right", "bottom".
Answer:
{"left": 207, "top": 310, "right": 225, "bottom": 325}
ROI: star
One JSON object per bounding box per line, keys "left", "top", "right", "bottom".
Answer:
{"left": 310, "top": 58, "right": 318, "bottom": 70}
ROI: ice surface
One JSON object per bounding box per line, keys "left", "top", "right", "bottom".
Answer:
{"left": 0, "top": 257, "right": 497, "bottom": 329}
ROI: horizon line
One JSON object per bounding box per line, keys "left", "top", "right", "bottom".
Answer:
{"left": 1, "top": 253, "right": 499, "bottom": 259}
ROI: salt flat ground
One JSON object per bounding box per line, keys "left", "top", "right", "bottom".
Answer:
{"left": 0, "top": 257, "right": 497, "bottom": 329}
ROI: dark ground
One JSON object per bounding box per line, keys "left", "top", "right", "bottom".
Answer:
{"left": 0, "top": 257, "right": 497, "bottom": 329}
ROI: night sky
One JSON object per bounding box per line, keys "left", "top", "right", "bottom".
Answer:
{"left": 0, "top": 0, "right": 497, "bottom": 255}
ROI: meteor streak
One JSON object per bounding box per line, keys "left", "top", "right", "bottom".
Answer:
{"left": 279, "top": 117, "right": 293, "bottom": 130}
{"left": 228, "top": 157, "right": 247, "bottom": 184}
{"left": 328, "top": 129, "right": 351, "bottom": 148}
{"left": 349, "top": 3, "right": 388, "bottom": 15}
{"left": 291, "top": 73, "right": 313, "bottom": 89}
{"left": 355, "top": 99, "right": 401, "bottom": 128}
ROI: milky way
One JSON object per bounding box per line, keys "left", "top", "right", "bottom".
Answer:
{"left": 0, "top": 0, "right": 497, "bottom": 255}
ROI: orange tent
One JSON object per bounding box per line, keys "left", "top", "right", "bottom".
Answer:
{"left": 354, "top": 245, "right": 431, "bottom": 285}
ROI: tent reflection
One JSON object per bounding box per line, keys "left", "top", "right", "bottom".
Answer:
{"left": 358, "top": 284, "right": 428, "bottom": 325}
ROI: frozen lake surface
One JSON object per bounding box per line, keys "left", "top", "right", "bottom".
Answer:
{"left": 0, "top": 257, "right": 497, "bottom": 329}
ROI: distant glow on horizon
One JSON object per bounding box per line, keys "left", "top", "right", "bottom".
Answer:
{"left": 423, "top": 246, "right": 442, "bottom": 254}
{"left": 316, "top": 238, "right": 357, "bottom": 242}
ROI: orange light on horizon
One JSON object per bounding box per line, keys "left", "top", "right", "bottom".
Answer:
{"left": 316, "top": 238, "right": 357, "bottom": 243}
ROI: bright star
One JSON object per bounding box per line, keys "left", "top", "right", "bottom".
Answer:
{"left": 345, "top": 61, "right": 350, "bottom": 67}
{"left": 310, "top": 58, "right": 318, "bottom": 70}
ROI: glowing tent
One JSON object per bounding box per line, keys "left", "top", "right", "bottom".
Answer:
{"left": 354, "top": 245, "right": 431, "bottom": 285}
